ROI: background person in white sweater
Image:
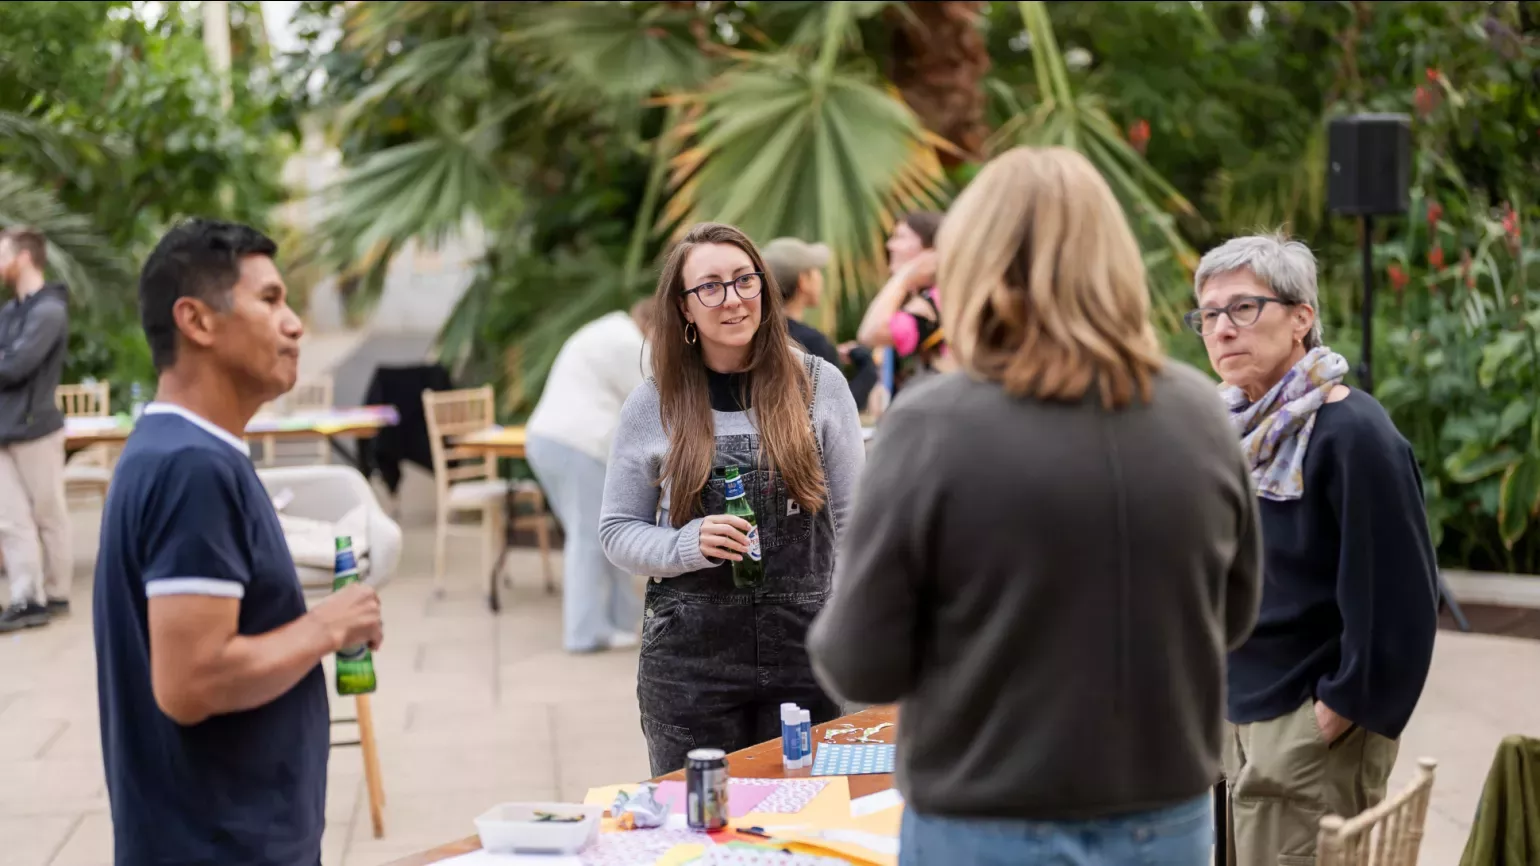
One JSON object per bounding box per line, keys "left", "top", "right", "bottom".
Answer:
{"left": 525, "top": 299, "right": 654, "bottom": 652}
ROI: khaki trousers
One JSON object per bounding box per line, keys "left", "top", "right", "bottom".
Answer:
{"left": 0, "top": 428, "right": 72, "bottom": 605}
{"left": 1223, "top": 700, "right": 1398, "bottom": 866}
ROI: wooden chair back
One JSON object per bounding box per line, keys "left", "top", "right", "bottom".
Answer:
{"left": 1317, "top": 758, "right": 1437, "bottom": 866}
{"left": 422, "top": 387, "right": 497, "bottom": 488}
{"left": 56, "top": 382, "right": 110, "bottom": 417}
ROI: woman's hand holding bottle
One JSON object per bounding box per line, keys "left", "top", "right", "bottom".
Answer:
{"left": 699, "top": 514, "right": 753, "bottom": 562}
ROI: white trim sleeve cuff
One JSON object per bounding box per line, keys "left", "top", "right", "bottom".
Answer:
{"left": 145, "top": 578, "right": 246, "bottom": 600}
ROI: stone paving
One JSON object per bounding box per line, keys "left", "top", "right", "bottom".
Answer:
{"left": 0, "top": 503, "right": 1534, "bottom": 865}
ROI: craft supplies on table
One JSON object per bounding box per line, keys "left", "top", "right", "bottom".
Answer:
{"left": 810, "top": 744, "right": 896, "bottom": 777}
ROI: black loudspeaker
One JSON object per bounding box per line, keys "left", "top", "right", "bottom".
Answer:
{"left": 1327, "top": 114, "right": 1412, "bottom": 215}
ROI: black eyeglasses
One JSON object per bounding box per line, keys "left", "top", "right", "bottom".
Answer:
{"left": 1184, "top": 295, "right": 1297, "bottom": 336}
{"left": 683, "top": 272, "right": 764, "bottom": 308}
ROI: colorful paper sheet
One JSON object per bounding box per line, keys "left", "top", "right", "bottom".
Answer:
{"left": 653, "top": 780, "right": 777, "bottom": 818}
{"left": 585, "top": 778, "right": 833, "bottom": 821}
{"left": 810, "top": 744, "right": 895, "bottom": 776}
{"left": 733, "top": 777, "right": 850, "bottom": 829}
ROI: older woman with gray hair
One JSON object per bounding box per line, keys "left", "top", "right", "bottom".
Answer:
{"left": 1190, "top": 232, "right": 1439, "bottom": 866}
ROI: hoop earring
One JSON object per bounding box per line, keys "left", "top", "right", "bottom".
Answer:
{"left": 684, "top": 322, "right": 698, "bottom": 345}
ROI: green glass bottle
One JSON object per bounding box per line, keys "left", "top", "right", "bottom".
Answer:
{"left": 722, "top": 467, "right": 763, "bottom": 588}
{"left": 332, "top": 536, "right": 377, "bottom": 695}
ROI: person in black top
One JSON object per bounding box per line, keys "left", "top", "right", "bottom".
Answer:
{"left": 94, "top": 219, "right": 385, "bottom": 865}
{"left": 1189, "top": 233, "right": 1438, "bottom": 866}
{"left": 761, "top": 237, "right": 877, "bottom": 411}
{"left": 0, "top": 226, "right": 73, "bottom": 633}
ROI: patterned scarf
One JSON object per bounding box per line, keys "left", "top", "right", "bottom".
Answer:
{"left": 1221, "top": 346, "right": 1350, "bottom": 501}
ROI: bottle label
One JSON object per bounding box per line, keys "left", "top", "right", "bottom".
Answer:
{"left": 746, "top": 526, "right": 761, "bottom": 562}
{"left": 724, "top": 475, "right": 746, "bottom": 499}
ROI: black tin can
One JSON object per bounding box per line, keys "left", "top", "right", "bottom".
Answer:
{"left": 685, "top": 747, "right": 729, "bottom": 831}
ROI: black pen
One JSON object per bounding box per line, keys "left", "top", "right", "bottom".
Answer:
{"left": 738, "top": 826, "right": 775, "bottom": 839}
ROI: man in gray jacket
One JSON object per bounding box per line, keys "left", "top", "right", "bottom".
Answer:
{"left": 0, "top": 227, "right": 73, "bottom": 633}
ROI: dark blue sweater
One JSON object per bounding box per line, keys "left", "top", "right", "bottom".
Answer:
{"left": 1227, "top": 389, "right": 1438, "bottom": 739}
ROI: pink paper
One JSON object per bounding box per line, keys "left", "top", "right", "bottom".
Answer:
{"left": 654, "top": 779, "right": 778, "bottom": 818}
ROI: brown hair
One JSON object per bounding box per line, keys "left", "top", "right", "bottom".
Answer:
{"left": 902, "top": 211, "right": 943, "bottom": 249}
{"left": 937, "top": 146, "right": 1164, "bottom": 409}
{"left": 651, "top": 223, "right": 825, "bottom": 527}
{"left": 0, "top": 227, "right": 46, "bottom": 271}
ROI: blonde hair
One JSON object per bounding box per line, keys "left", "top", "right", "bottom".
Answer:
{"left": 937, "top": 146, "right": 1164, "bottom": 409}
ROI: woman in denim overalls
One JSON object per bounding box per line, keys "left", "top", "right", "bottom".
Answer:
{"left": 599, "top": 223, "right": 866, "bottom": 775}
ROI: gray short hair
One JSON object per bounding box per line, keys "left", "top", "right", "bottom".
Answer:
{"left": 1193, "top": 232, "right": 1322, "bottom": 349}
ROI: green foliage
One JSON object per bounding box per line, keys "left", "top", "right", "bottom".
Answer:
{"left": 0, "top": 1, "right": 296, "bottom": 412}
{"left": 291, "top": 0, "right": 1540, "bottom": 570}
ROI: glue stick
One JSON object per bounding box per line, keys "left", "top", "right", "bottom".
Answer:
{"left": 797, "top": 709, "right": 812, "bottom": 768}
{"left": 780, "top": 703, "right": 801, "bottom": 769}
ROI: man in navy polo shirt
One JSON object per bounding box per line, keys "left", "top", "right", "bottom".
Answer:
{"left": 94, "top": 219, "right": 385, "bottom": 865}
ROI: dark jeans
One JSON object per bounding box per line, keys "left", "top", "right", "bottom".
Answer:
{"left": 636, "top": 582, "right": 839, "bottom": 776}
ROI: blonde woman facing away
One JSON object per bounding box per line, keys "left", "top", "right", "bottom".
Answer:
{"left": 809, "top": 147, "right": 1264, "bottom": 866}
{"left": 600, "top": 222, "right": 865, "bottom": 776}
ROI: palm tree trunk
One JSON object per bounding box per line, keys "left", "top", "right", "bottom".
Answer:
{"left": 885, "top": 1, "right": 991, "bottom": 167}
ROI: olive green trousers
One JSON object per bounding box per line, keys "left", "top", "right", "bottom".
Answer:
{"left": 1222, "top": 700, "right": 1399, "bottom": 866}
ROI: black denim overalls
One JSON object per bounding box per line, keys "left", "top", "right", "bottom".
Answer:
{"left": 636, "top": 358, "right": 839, "bottom": 776}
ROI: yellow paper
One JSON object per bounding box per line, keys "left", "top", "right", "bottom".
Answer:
{"left": 777, "top": 837, "right": 891, "bottom": 866}
{"left": 583, "top": 783, "right": 635, "bottom": 808}
{"left": 654, "top": 843, "right": 708, "bottom": 866}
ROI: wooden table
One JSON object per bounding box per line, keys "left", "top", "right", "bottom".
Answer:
{"left": 387, "top": 704, "right": 898, "bottom": 865}
{"left": 63, "top": 406, "right": 400, "bottom": 452}
{"left": 452, "top": 424, "right": 528, "bottom": 459}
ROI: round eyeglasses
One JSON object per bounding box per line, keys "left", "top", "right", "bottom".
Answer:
{"left": 1184, "top": 295, "right": 1297, "bottom": 336}
{"left": 683, "top": 272, "right": 764, "bottom": 308}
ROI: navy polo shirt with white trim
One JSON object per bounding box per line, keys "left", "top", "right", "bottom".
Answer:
{"left": 93, "top": 403, "right": 328, "bottom": 865}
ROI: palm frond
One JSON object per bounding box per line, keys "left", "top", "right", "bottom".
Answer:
{"left": 988, "top": 1, "right": 1205, "bottom": 288}
{"left": 336, "top": 34, "right": 487, "bottom": 129}
{"left": 500, "top": 2, "right": 712, "bottom": 104}
{"left": 305, "top": 108, "right": 510, "bottom": 274}
{"left": 665, "top": 53, "right": 948, "bottom": 307}
{"left": 0, "top": 173, "right": 128, "bottom": 304}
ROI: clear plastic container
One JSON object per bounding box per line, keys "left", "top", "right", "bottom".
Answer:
{"left": 473, "top": 802, "right": 604, "bottom": 855}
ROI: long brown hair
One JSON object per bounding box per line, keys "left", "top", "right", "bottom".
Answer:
{"left": 938, "top": 146, "right": 1164, "bottom": 409}
{"left": 651, "top": 223, "right": 825, "bottom": 527}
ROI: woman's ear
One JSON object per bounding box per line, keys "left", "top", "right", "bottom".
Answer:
{"left": 677, "top": 296, "right": 693, "bottom": 325}
{"left": 1294, "top": 303, "right": 1316, "bottom": 343}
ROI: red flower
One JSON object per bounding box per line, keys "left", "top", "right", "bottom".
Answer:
{"left": 1426, "top": 200, "right": 1443, "bottom": 228}
{"left": 1388, "top": 263, "right": 1409, "bottom": 293}
{"left": 1428, "top": 246, "right": 1445, "bottom": 270}
{"left": 1413, "top": 85, "right": 1441, "bottom": 117}
{"left": 1128, "top": 119, "right": 1151, "bottom": 155}
{"left": 1502, "top": 202, "right": 1521, "bottom": 246}
{"left": 1426, "top": 67, "right": 1440, "bottom": 83}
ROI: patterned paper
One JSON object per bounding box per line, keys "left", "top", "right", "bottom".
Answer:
{"left": 699, "top": 844, "right": 847, "bottom": 865}
{"left": 579, "top": 828, "right": 710, "bottom": 866}
{"left": 653, "top": 780, "right": 778, "bottom": 819}
{"left": 745, "top": 778, "right": 829, "bottom": 814}
{"left": 810, "top": 744, "right": 895, "bottom": 777}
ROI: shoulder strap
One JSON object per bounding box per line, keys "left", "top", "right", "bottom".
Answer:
{"left": 803, "top": 353, "right": 836, "bottom": 532}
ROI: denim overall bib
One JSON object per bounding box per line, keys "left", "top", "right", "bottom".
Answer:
{"left": 636, "top": 357, "right": 839, "bottom": 776}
